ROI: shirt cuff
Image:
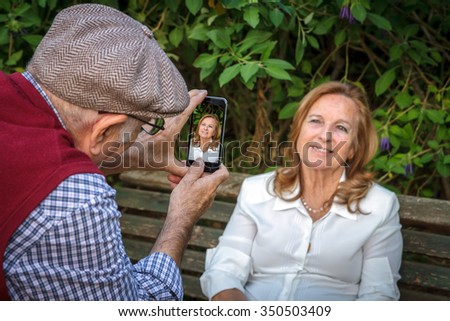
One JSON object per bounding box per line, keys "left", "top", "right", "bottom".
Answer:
{"left": 133, "top": 252, "right": 183, "bottom": 300}
{"left": 200, "top": 246, "right": 252, "bottom": 299}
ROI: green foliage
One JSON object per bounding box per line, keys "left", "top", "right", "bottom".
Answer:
{"left": 2, "top": 0, "right": 449, "bottom": 198}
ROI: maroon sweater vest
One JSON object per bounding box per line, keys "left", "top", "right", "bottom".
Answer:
{"left": 0, "top": 72, "right": 102, "bottom": 300}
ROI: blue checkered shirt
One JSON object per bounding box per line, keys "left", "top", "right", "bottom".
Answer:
{"left": 3, "top": 73, "right": 183, "bottom": 300}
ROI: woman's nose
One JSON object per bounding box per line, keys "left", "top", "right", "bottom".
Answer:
{"left": 318, "top": 126, "right": 332, "bottom": 142}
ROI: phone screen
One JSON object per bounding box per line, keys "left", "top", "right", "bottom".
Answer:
{"left": 186, "top": 96, "right": 227, "bottom": 172}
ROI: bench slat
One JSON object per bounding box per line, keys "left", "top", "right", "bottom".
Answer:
{"left": 182, "top": 274, "right": 207, "bottom": 300}
{"left": 116, "top": 186, "right": 233, "bottom": 224}
{"left": 120, "top": 170, "right": 249, "bottom": 201}
{"left": 400, "top": 261, "right": 450, "bottom": 291}
{"left": 399, "top": 287, "right": 449, "bottom": 301}
{"left": 123, "top": 238, "right": 205, "bottom": 275}
{"left": 403, "top": 229, "right": 450, "bottom": 259}
{"left": 121, "top": 214, "right": 222, "bottom": 249}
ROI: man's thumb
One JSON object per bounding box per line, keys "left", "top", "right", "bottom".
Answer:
{"left": 182, "top": 159, "right": 205, "bottom": 183}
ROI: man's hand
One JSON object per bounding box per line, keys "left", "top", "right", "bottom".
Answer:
{"left": 151, "top": 160, "right": 229, "bottom": 266}
{"left": 101, "top": 89, "right": 207, "bottom": 176}
{"left": 212, "top": 289, "right": 248, "bottom": 301}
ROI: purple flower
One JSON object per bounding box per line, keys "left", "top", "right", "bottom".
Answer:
{"left": 339, "top": 5, "right": 356, "bottom": 24}
{"left": 404, "top": 163, "right": 413, "bottom": 176}
{"left": 380, "top": 137, "right": 390, "bottom": 152}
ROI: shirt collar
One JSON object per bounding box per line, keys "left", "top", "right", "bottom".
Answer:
{"left": 272, "top": 170, "right": 357, "bottom": 220}
{"left": 22, "top": 71, "right": 67, "bottom": 130}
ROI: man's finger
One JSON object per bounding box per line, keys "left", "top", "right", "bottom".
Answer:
{"left": 179, "top": 89, "right": 207, "bottom": 120}
{"left": 161, "top": 89, "right": 207, "bottom": 135}
{"left": 179, "top": 159, "right": 205, "bottom": 184}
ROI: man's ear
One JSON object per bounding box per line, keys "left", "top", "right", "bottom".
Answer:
{"left": 89, "top": 113, "right": 128, "bottom": 157}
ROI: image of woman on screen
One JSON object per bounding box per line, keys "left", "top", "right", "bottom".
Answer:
{"left": 189, "top": 114, "right": 221, "bottom": 163}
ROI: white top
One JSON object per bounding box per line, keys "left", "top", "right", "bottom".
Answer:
{"left": 189, "top": 144, "right": 219, "bottom": 163}
{"left": 200, "top": 171, "right": 403, "bottom": 301}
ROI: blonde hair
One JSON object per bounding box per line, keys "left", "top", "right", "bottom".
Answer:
{"left": 193, "top": 114, "right": 221, "bottom": 151}
{"left": 273, "top": 81, "right": 379, "bottom": 214}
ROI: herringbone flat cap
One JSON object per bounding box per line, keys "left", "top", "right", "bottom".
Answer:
{"left": 27, "top": 4, "right": 189, "bottom": 121}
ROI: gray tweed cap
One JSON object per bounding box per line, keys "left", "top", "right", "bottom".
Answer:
{"left": 27, "top": 4, "right": 189, "bottom": 121}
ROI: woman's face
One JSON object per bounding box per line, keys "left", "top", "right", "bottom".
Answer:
{"left": 296, "top": 94, "right": 358, "bottom": 171}
{"left": 198, "top": 117, "right": 217, "bottom": 140}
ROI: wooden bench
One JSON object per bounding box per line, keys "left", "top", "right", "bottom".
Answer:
{"left": 116, "top": 170, "right": 450, "bottom": 301}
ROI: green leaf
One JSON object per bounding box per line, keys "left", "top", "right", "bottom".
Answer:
{"left": 407, "top": 49, "right": 421, "bottom": 64}
{"left": 427, "top": 140, "right": 439, "bottom": 150}
{"left": 306, "top": 35, "right": 319, "bottom": 49}
{"left": 243, "top": 6, "right": 260, "bottom": 28}
{"left": 260, "top": 41, "right": 277, "bottom": 61}
{"left": 12, "top": 3, "right": 31, "bottom": 16}
{"left": 219, "top": 64, "right": 241, "bottom": 87}
{"left": 207, "top": 29, "right": 231, "bottom": 49}
{"left": 193, "top": 53, "right": 218, "bottom": 69}
{"left": 295, "top": 39, "right": 305, "bottom": 65}
{"left": 279, "top": 102, "right": 299, "bottom": 119}
{"left": 269, "top": 9, "right": 284, "bottom": 28}
{"left": 38, "top": 0, "right": 46, "bottom": 8}
{"left": 367, "top": 13, "right": 392, "bottom": 31}
{"left": 395, "top": 92, "right": 413, "bottom": 109}
{"left": 207, "top": 15, "right": 218, "bottom": 26}
{"left": 264, "top": 59, "right": 295, "bottom": 70}
{"left": 222, "top": 0, "right": 245, "bottom": 9}
{"left": 251, "top": 41, "right": 276, "bottom": 57}
{"left": 21, "top": 34, "right": 42, "bottom": 47}
{"left": 199, "top": 65, "right": 216, "bottom": 81}
{"left": 420, "top": 153, "right": 433, "bottom": 164}
{"left": 389, "top": 45, "right": 403, "bottom": 61}
{"left": 403, "top": 24, "right": 419, "bottom": 38}
{"left": 185, "top": 0, "right": 202, "bottom": 15}
{"left": 425, "top": 109, "right": 445, "bottom": 124}
{"left": 239, "top": 30, "right": 272, "bottom": 53}
{"left": 334, "top": 29, "right": 346, "bottom": 47}
{"left": 265, "top": 66, "right": 291, "bottom": 80}
{"left": 407, "top": 109, "right": 420, "bottom": 121}
{"left": 390, "top": 125, "right": 404, "bottom": 137}
{"left": 351, "top": 3, "right": 367, "bottom": 23}
{"left": 437, "top": 162, "right": 450, "bottom": 177}
{"left": 304, "top": 12, "right": 314, "bottom": 25}
{"left": 0, "top": 1, "right": 10, "bottom": 11}
{"left": 169, "top": 27, "right": 183, "bottom": 47}
{"left": 0, "top": 28, "right": 8, "bottom": 46}
{"left": 430, "top": 50, "right": 442, "bottom": 63}
{"left": 47, "top": 0, "right": 58, "bottom": 10}
{"left": 444, "top": 155, "right": 450, "bottom": 165}
{"left": 301, "top": 60, "right": 312, "bottom": 74}
{"left": 188, "top": 24, "right": 209, "bottom": 41}
{"left": 313, "top": 17, "right": 337, "bottom": 35}
{"left": 5, "top": 50, "right": 23, "bottom": 66}
{"left": 240, "top": 63, "right": 259, "bottom": 83}
{"left": 437, "top": 125, "right": 447, "bottom": 142}
{"left": 375, "top": 68, "right": 396, "bottom": 96}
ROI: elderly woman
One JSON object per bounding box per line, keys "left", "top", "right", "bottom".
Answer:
{"left": 200, "top": 81, "right": 403, "bottom": 301}
{"left": 189, "top": 114, "right": 221, "bottom": 163}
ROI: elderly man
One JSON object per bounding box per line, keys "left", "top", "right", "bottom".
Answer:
{"left": 0, "top": 4, "right": 228, "bottom": 300}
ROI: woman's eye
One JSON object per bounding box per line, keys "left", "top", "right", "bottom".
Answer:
{"left": 309, "top": 119, "right": 320, "bottom": 124}
{"left": 337, "top": 125, "right": 348, "bottom": 133}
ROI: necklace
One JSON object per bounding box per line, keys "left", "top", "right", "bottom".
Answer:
{"left": 301, "top": 197, "right": 325, "bottom": 214}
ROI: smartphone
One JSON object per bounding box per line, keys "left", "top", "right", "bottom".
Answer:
{"left": 186, "top": 96, "right": 227, "bottom": 172}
